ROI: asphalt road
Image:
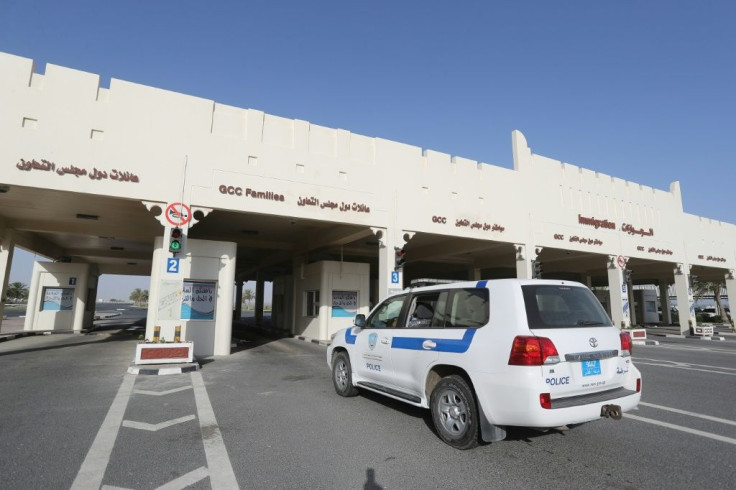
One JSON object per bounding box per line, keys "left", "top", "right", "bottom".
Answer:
{"left": 0, "top": 329, "right": 733, "bottom": 489}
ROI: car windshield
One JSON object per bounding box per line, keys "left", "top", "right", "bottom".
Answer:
{"left": 522, "top": 284, "right": 612, "bottom": 329}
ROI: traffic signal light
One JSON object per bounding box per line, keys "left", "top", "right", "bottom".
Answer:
{"left": 689, "top": 274, "right": 697, "bottom": 289}
{"left": 532, "top": 260, "right": 543, "bottom": 279}
{"left": 624, "top": 269, "right": 632, "bottom": 283}
{"left": 169, "top": 227, "right": 183, "bottom": 254}
{"left": 394, "top": 247, "right": 406, "bottom": 270}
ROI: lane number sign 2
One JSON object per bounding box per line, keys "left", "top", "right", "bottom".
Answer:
{"left": 167, "top": 258, "right": 180, "bottom": 274}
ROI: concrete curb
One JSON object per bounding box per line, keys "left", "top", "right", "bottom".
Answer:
{"left": 633, "top": 340, "right": 660, "bottom": 346}
{"left": 127, "top": 362, "right": 200, "bottom": 376}
{"left": 293, "top": 335, "right": 331, "bottom": 347}
{"left": 0, "top": 330, "right": 55, "bottom": 342}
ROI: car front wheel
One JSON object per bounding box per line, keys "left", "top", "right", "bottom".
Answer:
{"left": 332, "top": 351, "right": 358, "bottom": 397}
{"left": 430, "top": 375, "right": 479, "bottom": 449}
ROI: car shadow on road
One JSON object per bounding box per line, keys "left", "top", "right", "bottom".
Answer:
{"left": 357, "top": 388, "right": 436, "bottom": 431}
{"left": 355, "top": 387, "right": 573, "bottom": 445}
{"left": 502, "top": 425, "right": 573, "bottom": 442}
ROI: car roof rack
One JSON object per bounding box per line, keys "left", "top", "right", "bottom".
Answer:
{"left": 409, "top": 278, "right": 459, "bottom": 288}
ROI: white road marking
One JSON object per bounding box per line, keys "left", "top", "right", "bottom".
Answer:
{"left": 191, "top": 371, "right": 239, "bottom": 489}
{"left": 638, "top": 343, "right": 736, "bottom": 355}
{"left": 122, "top": 414, "right": 196, "bottom": 431}
{"left": 71, "top": 374, "right": 137, "bottom": 490}
{"left": 639, "top": 402, "right": 736, "bottom": 426}
{"left": 633, "top": 358, "right": 736, "bottom": 376}
{"left": 626, "top": 414, "right": 736, "bottom": 446}
{"left": 155, "top": 466, "right": 209, "bottom": 490}
{"left": 101, "top": 467, "right": 209, "bottom": 490}
{"left": 134, "top": 386, "right": 193, "bottom": 396}
{"left": 634, "top": 357, "right": 736, "bottom": 371}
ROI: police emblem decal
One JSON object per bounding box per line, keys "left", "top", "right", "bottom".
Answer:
{"left": 368, "top": 333, "right": 378, "bottom": 350}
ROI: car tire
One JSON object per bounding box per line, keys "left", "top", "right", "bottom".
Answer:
{"left": 332, "top": 351, "right": 358, "bottom": 397}
{"left": 430, "top": 375, "right": 479, "bottom": 450}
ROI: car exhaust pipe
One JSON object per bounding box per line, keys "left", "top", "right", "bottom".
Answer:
{"left": 600, "top": 404, "right": 623, "bottom": 420}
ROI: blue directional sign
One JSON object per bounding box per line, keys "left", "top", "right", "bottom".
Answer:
{"left": 391, "top": 271, "right": 400, "bottom": 284}
{"left": 167, "top": 257, "right": 180, "bottom": 274}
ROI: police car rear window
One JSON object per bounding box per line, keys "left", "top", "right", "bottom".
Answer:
{"left": 521, "top": 285, "right": 612, "bottom": 329}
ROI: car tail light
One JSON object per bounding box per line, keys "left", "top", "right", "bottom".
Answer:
{"left": 620, "top": 332, "right": 632, "bottom": 357}
{"left": 508, "top": 336, "right": 560, "bottom": 365}
{"left": 636, "top": 378, "right": 641, "bottom": 393}
{"left": 540, "top": 393, "right": 551, "bottom": 409}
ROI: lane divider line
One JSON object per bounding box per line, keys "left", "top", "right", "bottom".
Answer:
{"left": 633, "top": 361, "right": 736, "bottom": 376}
{"left": 71, "top": 374, "right": 137, "bottom": 490}
{"left": 134, "top": 386, "right": 193, "bottom": 396}
{"left": 154, "top": 466, "right": 209, "bottom": 490}
{"left": 626, "top": 414, "right": 736, "bottom": 446}
{"left": 634, "top": 357, "right": 736, "bottom": 371}
{"left": 639, "top": 402, "right": 736, "bottom": 427}
{"left": 191, "top": 371, "right": 239, "bottom": 489}
{"left": 122, "top": 415, "right": 196, "bottom": 432}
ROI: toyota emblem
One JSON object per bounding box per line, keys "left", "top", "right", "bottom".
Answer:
{"left": 589, "top": 337, "right": 599, "bottom": 348}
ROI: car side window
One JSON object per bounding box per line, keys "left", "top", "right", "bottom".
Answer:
{"left": 366, "top": 295, "right": 406, "bottom": 329}
{"left": 406, "top": 291, "right": 449, "bottom": 328}
{"left": 446, "top": 288, "right": 489, "bottom": 328}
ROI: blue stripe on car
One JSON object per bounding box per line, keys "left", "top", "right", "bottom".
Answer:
{"left": 476, "top": 280, "right": 488, "bottom": 288}
{"left": 345, "top": 328, "right": 357, "bottom": 344}
{"left": 391, "top": 329, "right": 476, "bottom": 353}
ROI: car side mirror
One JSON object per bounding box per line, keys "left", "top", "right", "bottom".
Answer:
{"left": 354, "top": 314, "right": 366, "bottom": 328}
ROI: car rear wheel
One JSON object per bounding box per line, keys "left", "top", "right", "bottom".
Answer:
{"left": 332, "top": 351, "right": 358, "bottom": 397}
{"left": 430, "top": 375, "right": 479, "bottom": 449}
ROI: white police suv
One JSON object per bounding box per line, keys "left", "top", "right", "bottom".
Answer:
{"left": 327, "top": 279, "right": 641, "bottom": 449}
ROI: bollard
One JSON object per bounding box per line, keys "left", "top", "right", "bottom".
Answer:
{"left": 153, "top": 325, "right": 161, "bottom": 343}
{"left": 174, "top": 325, "right": 181, "bottom": 343}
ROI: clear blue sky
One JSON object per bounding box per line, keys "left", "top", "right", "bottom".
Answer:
{"left": 2, "top": 1, "right": 734, "bottom": 298}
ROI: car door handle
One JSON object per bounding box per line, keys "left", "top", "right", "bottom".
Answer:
{"left": 422, "top": 340, "right": 436, "bottom": 350}
{"left": 380, "top": 338, "right": 389, "bottom": 344}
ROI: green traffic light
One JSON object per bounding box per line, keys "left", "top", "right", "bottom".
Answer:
{"left": 170, "top": 240, "right": 181, "bottom": 251}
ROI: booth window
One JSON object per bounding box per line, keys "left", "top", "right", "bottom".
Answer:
{"left": 306, "top": 290, "right": 320, "bottom": 317}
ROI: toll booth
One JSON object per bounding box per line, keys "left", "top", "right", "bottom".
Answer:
{"left": 23, "top": 262, "right": 98, "bottom": 332}
{"left": 292, "top": 260, "right": 370, "bottom": 340}
{"left": 146, "top": 237, "right": 236, "bottom": 358}
{"left": 633, "top": 289, "right": 660, "bottom": 324}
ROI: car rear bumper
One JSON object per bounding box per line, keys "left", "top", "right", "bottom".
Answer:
{"left": 474, "top": 368, "right": 641, "bottom": 428}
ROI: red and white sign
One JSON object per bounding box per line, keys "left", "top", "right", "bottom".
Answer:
{"left": 617, "top": 255, "right": 627, "bottom": 269}
{"left": 165, "top": 202, "right": 191, "bottom": 226}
